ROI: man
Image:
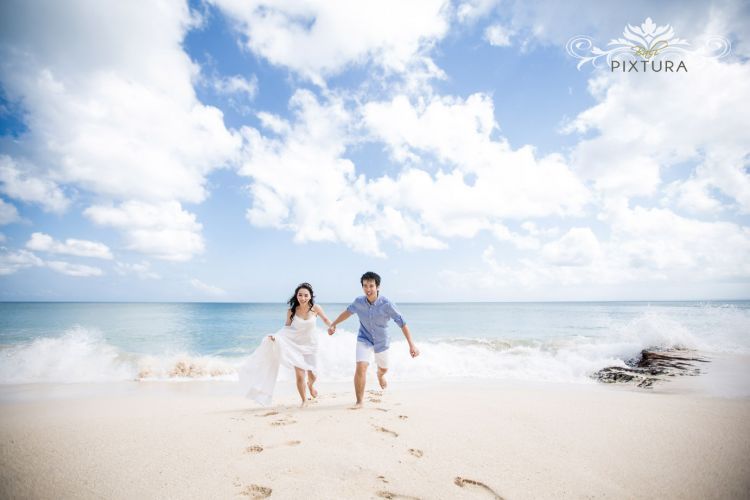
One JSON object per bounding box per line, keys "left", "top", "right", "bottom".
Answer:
{"left": 328, "top": 271, "right": 420, "bottom": 408}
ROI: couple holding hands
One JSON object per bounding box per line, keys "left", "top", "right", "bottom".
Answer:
{"left": 238, "top": 272, "right": 420, "bottom": 408}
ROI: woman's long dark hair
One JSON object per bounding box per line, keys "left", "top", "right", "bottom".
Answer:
{"left": 288, "top": 282, "right": 315, "bottom": 321}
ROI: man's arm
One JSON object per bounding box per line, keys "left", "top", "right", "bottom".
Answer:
{"left": 328, "top": 310, "right": 353, "bottom": 335}
{"left": 400, "top": 324, "right": 419, "bottom": 358}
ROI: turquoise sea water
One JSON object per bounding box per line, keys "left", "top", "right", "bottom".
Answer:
{"left": 1, "top": 301, "right": 748, "bottom": 384}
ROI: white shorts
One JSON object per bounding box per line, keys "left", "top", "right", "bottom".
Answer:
{"left": 356, "top": 341, "right": 389, "bottom": 369}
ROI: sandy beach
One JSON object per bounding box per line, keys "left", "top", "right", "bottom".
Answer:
{"left": 2, "top": 367, "right": 749, "bottom": 500}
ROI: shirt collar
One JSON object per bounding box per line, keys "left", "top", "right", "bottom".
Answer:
{"left": 363, "top": 294, "right": 383, "bottom": 306}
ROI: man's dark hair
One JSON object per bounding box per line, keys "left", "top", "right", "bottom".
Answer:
{"left": 360, "top": 271, "right": 381, "bottom": 287}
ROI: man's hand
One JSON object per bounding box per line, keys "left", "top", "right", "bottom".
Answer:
{"left": 328, "top": 324, "right": 336, "bottom": 336}
{"left": 409, "top": 344, "right": 420, "bottom": 358}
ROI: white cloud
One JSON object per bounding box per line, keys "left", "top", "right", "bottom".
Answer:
{"left": 0, "top": 0, "right": 241, "bottom": 262}
{"left": 363, "top": 93, "right": 590, "bottom": 223}
{"left": 240, "top": 88, "right": 591, "bottom": 256}
{"left": 209, "top": 0, "right": 451, "bottom": 83}
{"left": 0, "top": 2, "right": 240, "bottom": 204}
{"left": 461, "top": 1, "right": 750, "bottom": 57}
{"left": 442, "top": 204, "right": 750, "bottom": 296}
{"left": 26, "top": 232, "right": 113, "bottom": 260}
{"left": 0, "top": 248, "right": 43, "bottom": 275}
{"left": 0, "top": 198, "right": 22, "bottom": 225}
{"left": 114, "top": 261, "right": 160, "bottom": 280}
{"left": 0, "top": 233, "right": 6, "bottom": 243}
{"left": 484, "top": 24, "right": 514, "bottom": 46}
{"left": 541, "top": 227, "right": 601, "bottom": 266}
{"left": 211, "top": 74, "right": 258, "bottom": 99}
{"left": 46, "top": 260, "right": 103, "bottom": 277}
{"left": 84, "top": 201, "right": 204, "bottom": 262}
{"left": 0, "top": 156, "right": 70, "bottom": 213}
{"left": 190, "top": 278, "right": 226, "bottom": 296}
{"left": 565, "top": 56, "right": 750, "bottom": 211}
{"left": 456, "top": 0, "right": 499, "bottom": 23}
{"left": 240, "top": 90, "right": 384, "bottom": 255}
{"left": 662, "top": 178, "right": 725, "bottom": 215}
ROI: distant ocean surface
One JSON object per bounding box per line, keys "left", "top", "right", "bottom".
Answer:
{"left": 1, "top": 301, "right": 748, "bottom": 385}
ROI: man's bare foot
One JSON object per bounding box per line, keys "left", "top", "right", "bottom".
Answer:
{"left": 349, "top": 402, "right": 364, "bottom": 410}
{"left": 377, "top": 372, "right": 388, "bottom": 390}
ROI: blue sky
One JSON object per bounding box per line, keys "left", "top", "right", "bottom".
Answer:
{"left": 0, "top": 0, "right": 749, "bottom": 302}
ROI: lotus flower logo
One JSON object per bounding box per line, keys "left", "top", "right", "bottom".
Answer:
{"left": 566, "top": 18, "right": 731, "bottom": 71}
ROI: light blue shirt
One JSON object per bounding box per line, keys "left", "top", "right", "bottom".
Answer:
{"left": 346, "top": 295, "right": 406, "bottom": 353}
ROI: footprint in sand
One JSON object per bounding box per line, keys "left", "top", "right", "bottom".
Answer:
{"left": 373, "top": 425, "right": 399, "bottom": 438}
{"left": 375, "top": 491, "right": 421, "bottom": 500}
{"left": 270, "top": 417, "right": 297, "bottom": 426}
{"left": 377, "top": 475, "right": 389, "bottom": 484}
{"left": 368, "top": 397, "right": 382, "bottom": 403}
{"left": 408, "top": 448, "right": 423, "bottom": 458}
{"left": 257, "top": 411, "right": 278, "bottom": 418}
{"left": 454, "top": 477, "right": 504, "bottom": 500}
{"left": 239, "top": 484, "right": 272, "bottom": 499}
{"left": 245, "top": 445, "right": 264, "bottom": 454}
{"left": 285, "top": 440, "right": 301, "bottom": 446}
{"left": 398, "top": 415, "right": 408, "bottom": 420}
{"left": 375, "top": 407, "right": 389, "bottom": 412}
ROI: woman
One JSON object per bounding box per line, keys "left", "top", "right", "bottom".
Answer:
{"left": 238, "top": 283, "right": 331, "bottom": 407}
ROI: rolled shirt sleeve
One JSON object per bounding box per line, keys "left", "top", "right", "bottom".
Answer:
{"left": 346, "top": 300, "right": 358, "bottom": 314}
{"left": 386, "top": 300, "right": 406, "bottom": 328}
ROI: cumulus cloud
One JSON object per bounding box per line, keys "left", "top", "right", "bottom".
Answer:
{"left": 114, "top": 261, "right": 161, "bottom": 280}
{"left": 484, "top": 24, "right": 514, "bottom": 46}
{"left": 190, "top": 278, "right": 226, "bottom": 296}
{"left": 565, "top": 56, "right": 750, "bottom": 212}
{"left": 210, "top": 74, "right": 258, "bottom": 99}
{"left": 0, "top": 156, "right": 70, "bottom": 213}
{"left": 442, "top": 204, "right": 750, "bottom": 296}
{"left": 0, "top": 246, "right": 104, "bottom": 277}
{"left": 363, "top": 93, "right": 590, "bottom": 222}
{"left": 457, "top": 0, "right": 750, "bottom": 57}
{"left": 0, "top": 0, "right": 240, "bottom": 261}
{"left": 26, "top": 232, "right": 113, "bottom": 260}
{"left": 240, "top": 90, "right": 384, "bottom": 255}
{"left": 46, "top": 260, "right": 103, "bottom": 277}
{"left": 0, "top": 248, "right": 43, "bottom": 275}
{"left": 541, "top": 227, "right": 601, "bottom": 266}
{"left": 84, "top": 201, "right": 204, "bottom": 261}
{"left": 239, "top": 87, "right": 591, "bottom": 256}
{"left": 209, "top": 0, "right": 451, "bottom": 83}
{"left": 0, "top": 198, "right": 21, "bottom": 225}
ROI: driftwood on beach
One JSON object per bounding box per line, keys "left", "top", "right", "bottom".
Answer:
{"left": 593, "top": 349, "right": 709, "bottom": 388}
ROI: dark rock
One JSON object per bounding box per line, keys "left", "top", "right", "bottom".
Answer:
{"left": 593, "top": 349, "right": 708, "bottom": 389}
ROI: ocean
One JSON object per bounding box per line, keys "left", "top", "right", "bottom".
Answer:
{"left": 1, "top": 301, "right": 748, "bottom": 385}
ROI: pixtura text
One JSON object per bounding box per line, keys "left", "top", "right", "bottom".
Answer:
{"left": 611, "top": 60, "right": 688, "bottom": 72}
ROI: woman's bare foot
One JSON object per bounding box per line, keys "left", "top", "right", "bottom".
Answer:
{"left": 299, "top": 399, "right": 307, "bottom": 408}
{"left": 349, "top": 401, "right": 364, "bottom": 410}
{"left": 307, "top": 380, "right": 318, "bottom": 398}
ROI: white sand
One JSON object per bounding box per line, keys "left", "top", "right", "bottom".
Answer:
{"left": 1, "top": 376, "right": 749, "bottom": 499}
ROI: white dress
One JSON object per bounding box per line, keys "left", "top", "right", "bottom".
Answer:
{"left": 238, "top": 315, "right": 320, "bottom": 405}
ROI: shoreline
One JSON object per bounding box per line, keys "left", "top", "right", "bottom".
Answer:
{"left": 2, "top": 369, "right": 749, "bottom": 499}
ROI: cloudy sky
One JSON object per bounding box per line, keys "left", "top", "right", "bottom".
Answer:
{"left": 0, "top": 0, "right": 748, "bottom": 302}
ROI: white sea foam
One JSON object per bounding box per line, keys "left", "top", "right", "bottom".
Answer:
{"left": 1, "top": 306, "right": 748, "bottom": 385}
{"left": 0, "top": 326, "right": 134, "bottom": 383}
